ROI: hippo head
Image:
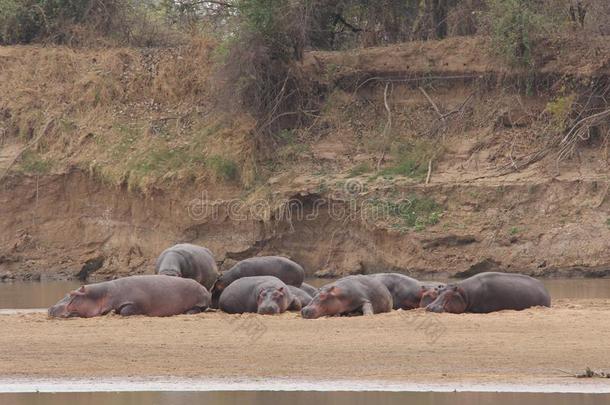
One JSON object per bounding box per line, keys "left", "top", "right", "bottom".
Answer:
{"left": 48, "top": 294, "right": 72, "bottom": 318}
{"left": 48, "top": 286, "right": 109, "bottom": 318}
{"left": 425, "top": 285, "right": 467, "bottom": 314}
{"left": 301, "top": 285, "right": 344, "bottom": 319}
{"left": 418, "top": 284, "right": 447, "bottom": 308}
{"left": 257, "top": 286, "right": 288, "bottom": 315}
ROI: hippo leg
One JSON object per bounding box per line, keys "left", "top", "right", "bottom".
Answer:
{"left": 288, "top": 297, "right": 302, "bottom": 311}
{"left": 117, "top": 303, "right": 143, "bottom": 316}
{"left": 184, "top": 307, "right": 203, "bottom": 315}
{"left": 362, "top": 302, "right": 374, "bottom": 315}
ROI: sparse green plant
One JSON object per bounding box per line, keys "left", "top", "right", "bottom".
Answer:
{"left": 348, "top": 163, "right": 372, "bottom": 177}
{"left": 316, "top": 179, "right": 328, "bottom": 194}
{"left": 19, "top": 150, "right": 53, "bottom": 174}
{"left": 277, "top": 129, "right": 297, "bottom": 144}
{"left": 509, "top": 226, "right": 520, "bottom": 235}
{"left": 208, "top": 155, "right": 239, "bottom": 182}
{"left": 546, "top": 93, "right": 577, "bottom": 132}
{"left": 379, "top": 140, "right": 442, "bottom": 181}
{"left": 368, "top": 195, "right": 443, "bottom": 231}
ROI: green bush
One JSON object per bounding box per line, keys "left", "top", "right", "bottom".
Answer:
{"left": 486, "top": 0, "right": 542, "bottom": 68}
{"left": 0, "top": 0, "right": 171, "bottom": 45}
{"left": 208, "top": 155, "right": 239, "bottom": 182}
{"left": 1, "top": 0, "right": 105, "bottom": 44}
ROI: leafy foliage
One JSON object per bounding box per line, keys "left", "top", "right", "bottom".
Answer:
{"left": 486, "top": 0, "right": 543, "bottom": 68}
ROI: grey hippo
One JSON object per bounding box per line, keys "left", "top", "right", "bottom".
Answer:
{"left": 212, "top": 256, "right": 305, "bottom": 305}
{"left": 155, "top": 243, "right": 219, "bottom": 291}
{"left": 48, "top": 275, "right": 211, "bottom": 318}
{"left": 369, "top": 273, "right": 445, "bottom": 310}
{"left": 426, "top": 272, "right": 551, "bottom": 314}
{"left": 301, "top": 275, "right": 393, "bottom": 319}
{"left": 218, "top": 276, "right": 301, "bottom": 315}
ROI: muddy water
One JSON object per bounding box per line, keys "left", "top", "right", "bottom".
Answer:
{"left": 0, "top": 278, "right": 609, "bottom": 309}
{"left": 0, "top": 280, "right": 80, "bottom": 309}
{"left": 1, "top": 391, "right": 609, "bottom": 405}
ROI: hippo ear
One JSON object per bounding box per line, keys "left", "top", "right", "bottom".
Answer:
{"left": 277, "top": 287, "right": 285, "bottom": 296}
{"left": 70, "top": 286, "right": 87, "bottom": 296}
{"left": 327, "top": 286, "right": 338, "bottom": 296}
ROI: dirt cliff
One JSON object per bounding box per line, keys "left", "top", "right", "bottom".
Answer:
{"left": 0, "top": 36, "right": 609, "bottom": 281}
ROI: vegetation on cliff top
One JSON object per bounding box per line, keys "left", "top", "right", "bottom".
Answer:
{"left": 0, "top": 0, "right": 608, "bottom": 206}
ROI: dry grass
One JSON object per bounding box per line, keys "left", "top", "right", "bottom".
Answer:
{"left": 0, "top": 39, "right": 259, "bottom": 192}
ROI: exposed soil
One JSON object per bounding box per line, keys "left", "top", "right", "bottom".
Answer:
{"left": 1, "top": 37, "right": 609, "bottom": 282}
{"left": 0, "top": 299, "right": 609, "bottom": 385}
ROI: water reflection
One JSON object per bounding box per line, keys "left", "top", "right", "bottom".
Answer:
{"left": 1, "top": 391, "right": 610, "bottom": 405}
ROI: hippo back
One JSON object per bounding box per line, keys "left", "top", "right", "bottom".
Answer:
{"left": 225, "top": 256, "right": 305, "bottom": 287}
{"left": 368, "top": 273, "right": 421, "bottom": 310}
{"left": 49, "top": 275, "right": 211, "bottom": 318}
{"left": 461, "top": 272, "right": 551, "bottom": 313}
{"left": 334, "top": 275, "right": 393, "bottom": 314}
{"left": 155, "top": 244, "right": 219, "bottom": 290}
{"left": 109, "top": 275, "right": 211, "bottom": 316}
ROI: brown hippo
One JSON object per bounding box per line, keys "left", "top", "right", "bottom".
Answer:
{"left": 212, "top": 256, "right": 305, "bottom": 306}
{"left": 426, "top": 272, "right": 551, "bottom": 314}
{"left": 48, "top": 275, "right": 210, "bottom": 318}
{"left": 369, "top": 273, "right": 445, "bottom": 310}
{"left": 218, "top": 276, "right": 301, "bottom": 315}
{"left": 299, "top": 282, "right": 318, "bottom": 297}
{"left": 301, "top": 275, "right": 393, "bottom": 319}
{"left": 288, "top": 285, "right": 313, "bottom": 308}
{"left": 155, "top": 243, "right": 219, "bottom": 291}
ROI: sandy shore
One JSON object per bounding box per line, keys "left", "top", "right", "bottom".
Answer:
{"left": 0, "top": 299, "right": 609, "bottom": 387}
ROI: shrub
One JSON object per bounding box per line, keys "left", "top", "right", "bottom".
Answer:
{"left": 208, "top": 155, "right": 239, "bottom": 182}
{"left": 0, "top": 0, "right": 177, "bottom": 46}
{"left": 486, "top": 0, "right": 542, "bottom": 68}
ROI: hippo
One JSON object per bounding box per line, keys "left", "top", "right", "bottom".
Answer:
{"left": 288, "top": 285, "right": 313, "bottom": 308}
{"left": 155, "top": 243, "right": 219, "bottom": 291}
{"left": 299, "top": 282, "right": 318, "bottom": 297}
{"left": 218, "top": 276, "right": 301, "bottom": 315}
{"left": 368, "top": 273, "right": 445, "bottom": 310}
{"left": 426, "top": 272, "right": 551, "bottom": 314}
{"left": 212, "top": 256, "right": 305, "bottom": 305}
{"left": 301, "top": 275, "right": 393, "bottom": 319}
{"left": 419, "top": 282, "right": 448, "bottom": 308}
{"left": 48, "top": 275, "right": 211, "bottom": 318}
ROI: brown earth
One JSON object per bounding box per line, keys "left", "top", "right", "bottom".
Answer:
{"left": 1, "top": 37, "right": 609, "bottom": 282}
{"left": 0, "top": 299, "right": 609, "bottom": 386}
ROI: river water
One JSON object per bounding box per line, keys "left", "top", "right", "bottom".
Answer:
{"left": 1, "top": 390, "right": 610, "bottom": 405}
{"left": 0, "top": 278, "right": 609, "bottom": 309}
